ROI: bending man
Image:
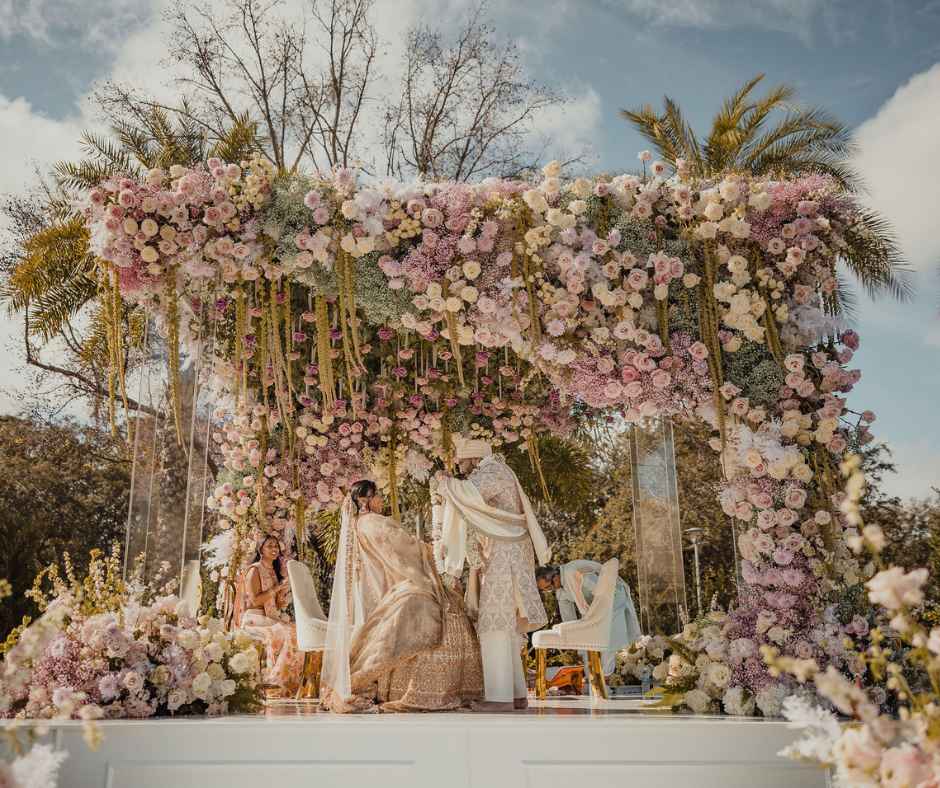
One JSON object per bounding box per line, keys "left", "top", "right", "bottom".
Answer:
{"left": 536, "top": 560, "right": 642, "bottom": 676}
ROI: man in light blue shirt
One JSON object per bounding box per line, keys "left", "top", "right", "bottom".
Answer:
{"left": 536, "top": 560, "right": 642, "bottom": 676}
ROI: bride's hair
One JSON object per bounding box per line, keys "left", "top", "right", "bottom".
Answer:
{"left": 349, "top": 479, "right": 378, "bottom": 515}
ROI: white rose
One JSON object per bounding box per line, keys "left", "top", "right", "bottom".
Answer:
{"left": 703, "top": 201, "right": 724, "bottom": 221}
{"left": 542, "top": 160, "right": 562, "bottom": 178}
{"left": 570, "top": 178, "right": 593, "bottom": 198}
{"left": 462, "top": 260, "right": 481, "bottom": 280}
{"left": 707, "top": 662, "right": 731, "bottom": 688}
{"left": 192, "top": 671, "right": 212, "bottom": 699}
{"left": 340, "top": 200, "right": 359, "bottom": 220}
{"left": 749, "top": 191, "right": 772, "bottom": 211}
{"left": 140, "top": 245, "right": 159, "bottom": 263}
{"left": 522, "top": 189, "right": 548, "bottom": 214}
{"left": 684, "top": 689, "right": 712, "bottom": 714}
{"left": 460, "top": 286, "right": 479, "bottom": 303}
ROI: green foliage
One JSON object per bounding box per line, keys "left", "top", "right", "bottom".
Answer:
{"left": 0, "top": 416, "right": 130, "bottom": 641}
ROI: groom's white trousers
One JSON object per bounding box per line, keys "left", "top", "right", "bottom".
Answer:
{"left": 480, "top": 630, "right": 526, "bottom": 702}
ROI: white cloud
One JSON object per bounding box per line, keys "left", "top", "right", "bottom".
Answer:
{"left": 0, "top": 0, "right": 156, "bottom": 50}
{"left": 529, "top": 87, "right": 602, "bottom": 167}
{"left": 0, "top": 95, "right": 84, "bottom": 198}
{"left": 611, "top": 0, "right": 823, "bottom": 38}
{"left": 853, "top": 62, "right": 940, "bottom": 272}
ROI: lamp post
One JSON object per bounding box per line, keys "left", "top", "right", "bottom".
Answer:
{"left": 684, "top": 527, "right": 705, "bottom": 618}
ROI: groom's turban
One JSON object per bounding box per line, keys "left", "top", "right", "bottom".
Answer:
{"left": 454, "top": 436, "right": 492, "bottom": 460}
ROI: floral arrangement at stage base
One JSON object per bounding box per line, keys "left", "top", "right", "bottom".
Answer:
{"left": 1, "top": 579, "right": 70, "bottom": 788}
{"left": 0, "top": 547, "right": 263, "bottom": 722}
{"left": 0, "top": 743, "right": 68, "bottom": 788}
{"left": 767, "top": 456, "right": 940, "bottom": 785}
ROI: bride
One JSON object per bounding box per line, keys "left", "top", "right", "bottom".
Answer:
{"left": 321, "top": 479, "right": 483, "bottom": 712}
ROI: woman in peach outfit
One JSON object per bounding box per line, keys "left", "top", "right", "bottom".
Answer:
{"left": 235, "top": 535, "right": 304, "bottom": 696}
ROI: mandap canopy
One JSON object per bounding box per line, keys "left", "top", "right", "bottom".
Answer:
{"left": 83, "top": 152, "right": 887, "bottom": 708}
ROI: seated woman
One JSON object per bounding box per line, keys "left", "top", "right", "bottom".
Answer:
{"left": 235, "top": 535, "right": 305, "bottom": 697}
{"left": 322, "top": 480, "right": 483, "bottom": 713}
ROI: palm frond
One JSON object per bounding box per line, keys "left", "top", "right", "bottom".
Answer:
{"left": 704, "top": 73, "right": 765, "bottom": 171}
{"left": 1, "top": 217, "right": 98, "bottom": 341}
{"left": 620, "top": 104, "right": 681, "bottom": 163}
{"left": 210, "top": 113, "right": 259, "bottom": 164}
{"left": 840, "top": 209, "right": 912, "bottom": 301}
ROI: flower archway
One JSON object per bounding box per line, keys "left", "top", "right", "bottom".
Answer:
{"left": 84, "top": 153, "right": 883, "bottom": 713}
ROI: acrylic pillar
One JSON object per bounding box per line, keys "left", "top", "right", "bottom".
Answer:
{"left": 630, "top": 418, "right": 689, "bottom": 635}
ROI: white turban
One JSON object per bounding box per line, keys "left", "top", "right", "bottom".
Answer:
{"left": 454, "top": 435, "right": 492, "bottom": 460}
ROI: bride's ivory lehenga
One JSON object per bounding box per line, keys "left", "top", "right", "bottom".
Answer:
{"left": 321, "top": 509, "right": 483, "bottom": 713}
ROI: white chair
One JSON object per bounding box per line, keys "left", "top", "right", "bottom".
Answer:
{"left": 179, "top": 559, "right": 202, "bottom": 618}
{"left": 532, "top": 558, "right": 620, "bottom": 701}
{"left": 287, "top": 560, "right": 329, "bottom": 700}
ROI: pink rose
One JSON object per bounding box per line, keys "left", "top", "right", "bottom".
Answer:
{"left": 784, "top": 488, "right": 807, "bottom": 510}
{"left": 621, "top": 367, "right": 639, "bottom": 384}
{"left": 756, "top": 510, "right": 776, "bottom": 530}
{"left": 688, "top": 341, "right": 709, "bottom": 361}
{"left": 623, "top": 381, "right": 644, "bottom": 399}
{"left": 879, "top": 745, "right": 931, "bottom": 788}
{"left": 775, "top": 508, "right": 798, "bottom": 527}
{"left": 734, "top": 501, "right": 754, "bottom": 521}
{"left": 651, "top": 369, "right": 671, "bottom": 389}
{"left": 626, "top": 269, "right": 648, "bottom": 290}
{"left": 772, "top": 548, "right": 794, "bottom": 566}
{"left": 752, "top": 492, "right": 774, "bottom": 510}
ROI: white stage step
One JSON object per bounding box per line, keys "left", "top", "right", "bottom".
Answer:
{"left": 40, "top": 699, "right": 829, "bottom": 788}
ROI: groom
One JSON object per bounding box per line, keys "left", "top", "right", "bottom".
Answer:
{"left": 433, "top": 436, "right": 550, "bottom": 712}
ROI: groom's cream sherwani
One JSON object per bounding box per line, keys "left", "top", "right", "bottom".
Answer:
{"left": 434, "top": 455, "right": 549, "bottom": 702}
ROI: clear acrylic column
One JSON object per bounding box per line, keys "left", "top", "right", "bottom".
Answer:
{"left": 123, "top": 314, "right": 216, "bottom": 588}
{"left": 630, "top": 418, "right": 689, "bottom": 635}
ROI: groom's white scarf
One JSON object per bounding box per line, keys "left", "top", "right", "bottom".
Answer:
{"left": 436, "top": 476, "right": 551, "bottom": 577}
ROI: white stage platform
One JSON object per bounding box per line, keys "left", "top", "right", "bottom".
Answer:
{"left": 43, "top": 698, "right": 829, "bottom": 788}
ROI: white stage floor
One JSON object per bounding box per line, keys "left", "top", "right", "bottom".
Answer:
{"left": 41, "top": 697, "right": 830, "bottom": 788}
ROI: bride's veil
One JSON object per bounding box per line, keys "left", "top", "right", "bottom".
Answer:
{"left": 321, "top": 494, "right": 358, "bottom": 700}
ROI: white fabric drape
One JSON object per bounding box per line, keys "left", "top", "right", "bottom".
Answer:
{"left": 321, "top": 496, "right": 358, "bottom": 702}
{"left": 436, "top": 477, "right": 550, "bottom": 576}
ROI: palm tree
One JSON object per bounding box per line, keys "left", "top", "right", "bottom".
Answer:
{"left": 622, "top": 74, "right": 909, "bottom": 303}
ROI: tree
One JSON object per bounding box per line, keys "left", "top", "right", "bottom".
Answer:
{"left": 382, "top": 4, "right": 566, "bottom": 180}
{"left": 0, "top": 416, "right": 130, "bottom": 640}
{"left": 622, "top": 74, "right": 909, "bottom": 303}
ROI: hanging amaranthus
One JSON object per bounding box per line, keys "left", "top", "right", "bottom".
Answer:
{"left": 108, "top": 267, "right": 132, "bottom": 442}
{"left": 314, "top": 296, "right": 335, "bottom": 410}
{"left": 698, "top": 245, "right": 726, "bottom": 446}
{"left": 339, "top": 250, "right": 365, "bottom": 370}
{"left": 526, "top": 434, "right": 551, "bottom": 503}
{"left": 388, "top": 426, "right": 401, "bottom": 522}
{"left": 267, "top": 281, "right": 294, "bottom": 435}
{"left": 761, "top": 295, "right": 786, "bottom": 368}
{"left": 283, "top": 281, "right": 295, "bottom": 398}
{"left": 441, "top": 281, "right": 466, "bottom": 388}
{"left": 234, "top": 290, "right": 247, "bottom": 405}
{"left": 164, "top": 271, "right": 185, "bottom": 447}
{"left": 656, "top": 298, "right": 672, "bottom": 353}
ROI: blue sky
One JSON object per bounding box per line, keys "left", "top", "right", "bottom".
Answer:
{"left": 1, "top": 0, "right": 938, "bottom": 498}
